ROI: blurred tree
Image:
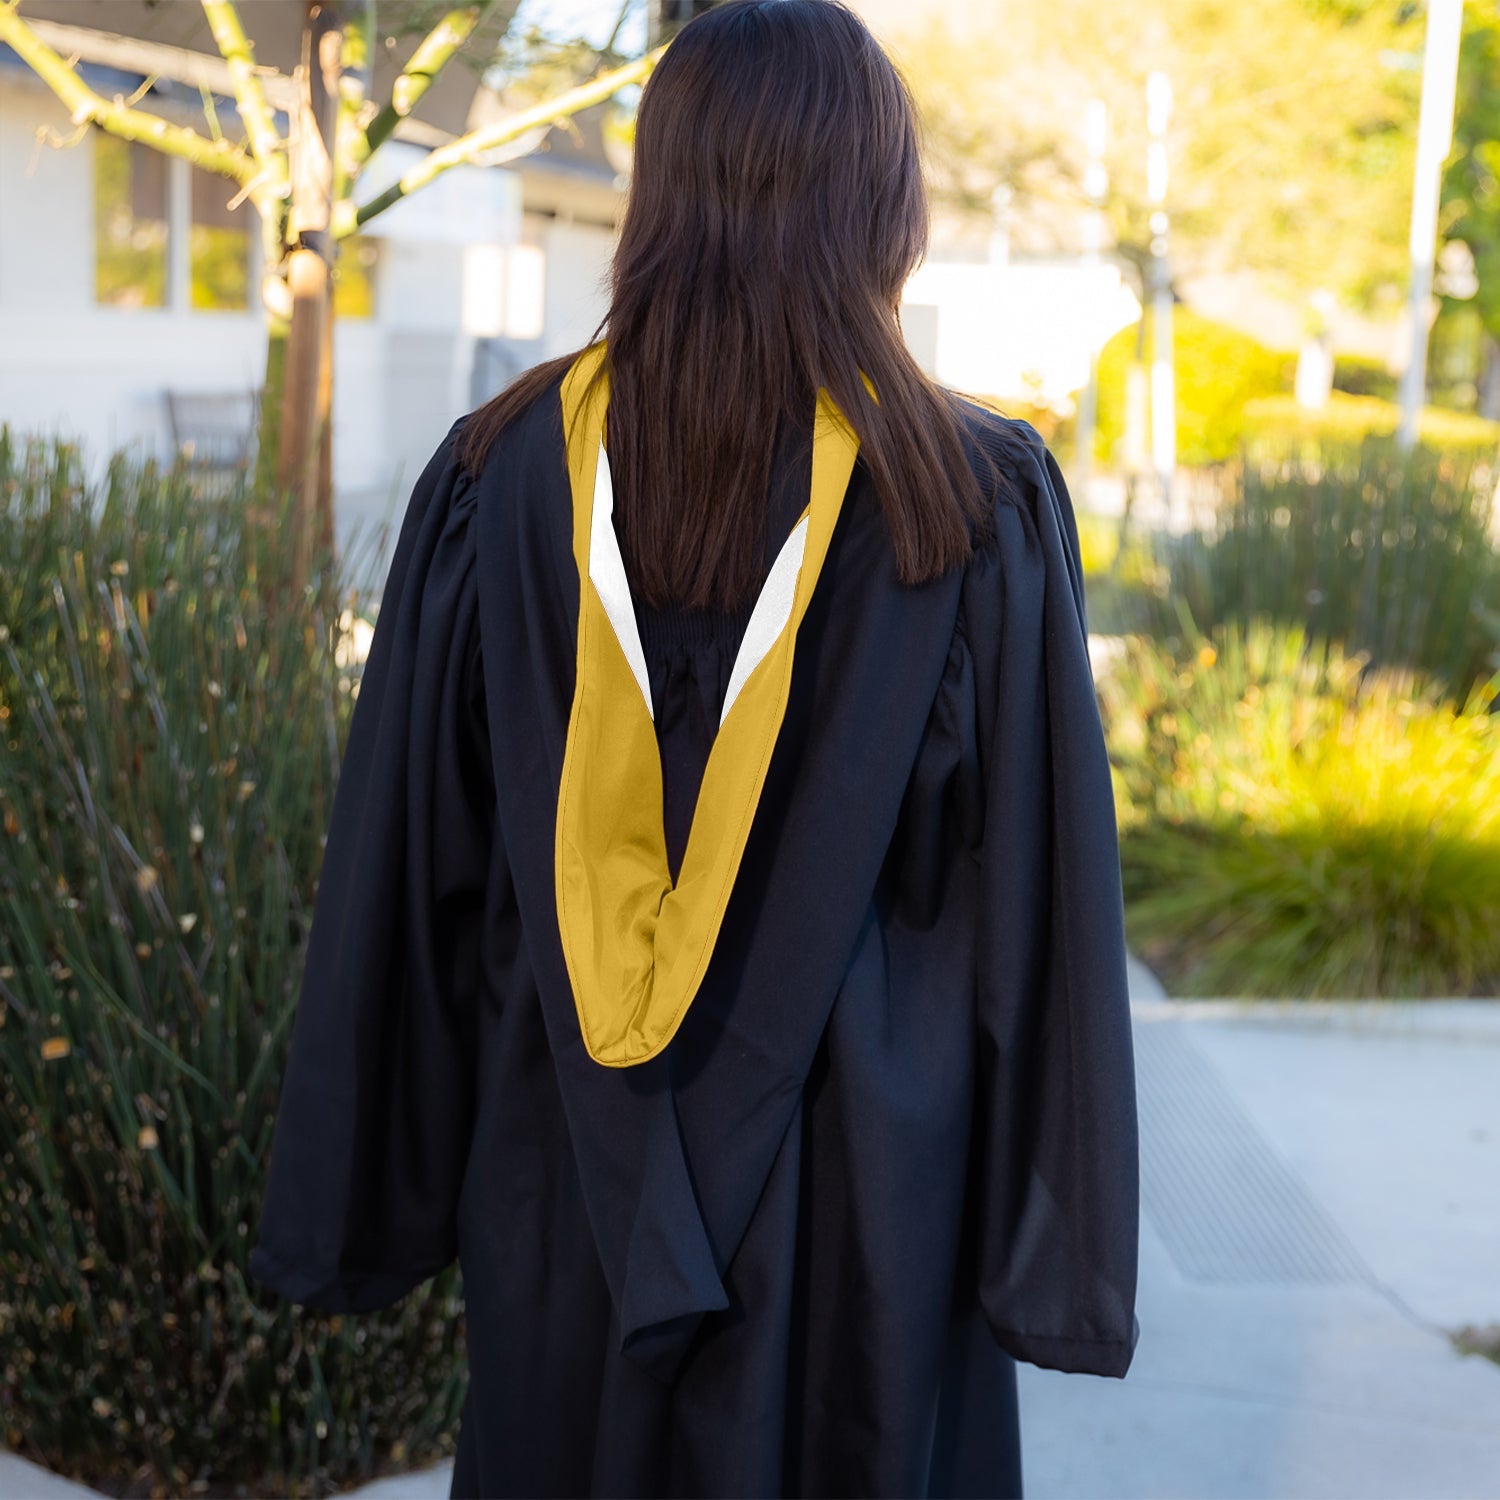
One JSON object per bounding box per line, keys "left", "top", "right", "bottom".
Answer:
{"left": 890, "top": 0, "right": 1425, "bottom": 317}
{"left": 891, "top": 10, "right": 1089, "bottom": 247}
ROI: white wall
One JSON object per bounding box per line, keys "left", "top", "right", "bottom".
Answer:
{"left": 0, "top": 82, "right": 266, "bottom": 466}
{"left": 534, "top": 216, "right": 615, "bottom": 358}
{"left": 337, "top": 240, "right": 475, "bottom": 505}
{"left": 0, "top": 72, "right": 503, "bottom": 529}
{"left": 0, "top": 76, "right": 93, "bottom": 312}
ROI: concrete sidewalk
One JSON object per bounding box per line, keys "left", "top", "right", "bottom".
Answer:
{"left": 6, "top": 966, "right": 1499, "bottom": 1499}
{"left": 1017, "top": 963, "right": 1500, "bottom": 1499}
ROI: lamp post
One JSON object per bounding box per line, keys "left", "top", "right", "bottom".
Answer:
{"left": 1073, "top": 97, "right": 1109, "bottom": 508}
{"left": 1146, "top": 70, "right": 1176, "bottom": 525}
{"left": 989, "top": 181, "right": 1013, "bottom": 268}
{"left": 1397, "top": 0, "right": 1465, "bottom": 451}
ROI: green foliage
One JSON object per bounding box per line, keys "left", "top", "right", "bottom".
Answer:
{"left": 0, "top": 434, "right": 466, "bottom": 1495}
{"left": 1331, "top": 352, "right": 1399, "bottom": 402}
{"left": 1075, "top": 510, "right": 1167, "bottom": 635}
{"left": 1100, "top": 621, "right": 1500, "bottom": 997}
{"left": 1427, "top": 299, "right": 1492, "bottom": 412}
{"left": 1096, "top": 310, "right": 1296, "bottom": 467}
{"left": 1242, "top": 392, "right": 1500, "bottom": 454}
{"left": 1161, "top": 432, "right": 1500, "bottom": 695}
{"left": 891, "top": 0, "right": 1424, "bottom": 313}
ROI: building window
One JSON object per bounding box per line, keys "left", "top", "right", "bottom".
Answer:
{"left": 190, "top": 164, "right": 251, "bottom": 311}
{"left": 94, "top": 131, "right": 254, "bottom": 312}
{"left": 333, "top": 236, "right": 379, "bottom": 320}
{"left": 94, "top": 134, "right": 167, "bottom": 308}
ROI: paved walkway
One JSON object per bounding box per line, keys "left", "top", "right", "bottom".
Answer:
{"left": 6, "top": 964, "right": 1498, "bottom": 1499}
{"left": 1018, "top": 964, "right": 1500, "bottom": 1499}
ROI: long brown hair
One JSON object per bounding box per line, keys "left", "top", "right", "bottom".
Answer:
{"left": 455, "top": 0, "right": 1010, "bottom": 611}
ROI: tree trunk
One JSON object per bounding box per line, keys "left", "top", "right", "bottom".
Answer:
{"left": 317, "top": 279, "right": 335, "bottom": 563}
{"left": 277, "top": 247, "right": 331, "bottom": 597}
{"left": 314, "top": 271, "right": 336, "bottom": 624}
{"left": 1114, "top": 293, "right": 1150, "bottom": 568}
{"left": 256, "top": 318, "right": 287, "bottom": 503}
{"left": 276, "top": 1, "right": 340, "bottom": 601}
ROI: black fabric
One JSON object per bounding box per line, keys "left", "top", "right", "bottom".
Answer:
{"left": 248, "top": 372, "right": 1140, "bottom": 1500}
{"left": 634, "top": 406, "right": 813, "bottom": 885}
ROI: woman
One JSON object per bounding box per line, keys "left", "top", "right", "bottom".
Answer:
{"left": 248, "top": 2, "right": 1141, "bottom": 1496}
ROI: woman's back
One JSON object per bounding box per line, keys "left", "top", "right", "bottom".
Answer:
{"left": 249, "top": 359, "right": 1138, "bottom": 1496}
{"left": 247, "top": 4, "right": 1139, "bottom": 1495}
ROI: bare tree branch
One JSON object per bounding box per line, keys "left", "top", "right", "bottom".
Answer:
{"left": 348, "top": 42, "right": 664, "bottom": 233}
{"left": 198, "top": 0, "right": 288, "bottom": 198}
{"left": 333, "top": 0, "right": 375, "bottom": 206}
{"left": 0, "top": 0, "right": 254, "bottom": 184}
{"left": 603, "top": 0, "right": 634, "bottom": 56}
{"left": 352, "top": 2, "right": 496, "bottom": 174}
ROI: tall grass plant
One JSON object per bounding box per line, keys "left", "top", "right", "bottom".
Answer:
{"left": 0, "top": 432, "right": 465, "bottom": 1496}
{"left": 1161, "top": 433, "right": 1500, "bottom": 695}
{"left": 1101, "top": 619, "right": 1500, "bottom": 998}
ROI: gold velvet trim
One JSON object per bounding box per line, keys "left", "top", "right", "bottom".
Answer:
{"left": 554, "top": 340, "right": 866, "bottom": 1066}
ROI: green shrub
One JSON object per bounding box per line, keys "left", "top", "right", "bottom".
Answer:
{"left": 0, "top": 433, "right": 466, "bottom": 1496}
{"left": 1162, "top": 433, "right": 1500, "bottom": 696}
{"left": 1242, "top": 391, "right": 1500, "bottom": 458}
{"left": 1100, "top": 620, "right": 1500, "bottom": 998}
{"left": 1427, "top": 300, "right": 1490, "bottom": 414}
{"left": 1332, "top": 352, "right": 1399, "bottom": 403}
{"left": 1096, "top": 309, "right": 1297, "bottom": 467}
{"left": 1076, "top": 510, "right": 1170, "bottom": 635}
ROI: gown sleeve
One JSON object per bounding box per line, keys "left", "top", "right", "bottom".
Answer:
{"left": 248, "top": 417, "right": 495, "bottom": 1312}
{"left": 963, "top": 419, "right": 1141, "bottom": 1378}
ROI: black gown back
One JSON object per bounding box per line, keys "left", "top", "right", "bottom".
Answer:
{"left": 248, "top": 362, "right": 1141, "bottom": 1500}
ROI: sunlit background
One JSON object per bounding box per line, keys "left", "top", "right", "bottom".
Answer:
{"left": 0, "top": 1, "right": 1497, "bottom": 1496}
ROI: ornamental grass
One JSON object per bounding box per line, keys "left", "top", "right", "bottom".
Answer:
{"left": 1160, "top": 434, "right": 1500, "bottom": 697}
{"left": 1101, "top": 620, "right": 1500, "bottom": 999}
{"left": 0, "top": 432, "right": 465, "bottom": 1497}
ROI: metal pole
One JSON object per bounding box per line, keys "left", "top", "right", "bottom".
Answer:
{"left": 989, "top": 182, "right": 1012, "bottom": 268}
{"left": 1146, "top": 71, "right": 1176, "bottom": 525}
{"left": 166, "top": 155, "right": 191, "bottom": 313}
{"left": 1397, "top": 0, "right": 1465, "bottom": 451}
{"left": 1073, "top": 98, "right": 1108, "bottom": 509}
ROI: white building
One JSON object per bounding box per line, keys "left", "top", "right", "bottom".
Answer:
{"left": 0, "top": 18, "right": 623, "bottom": 551}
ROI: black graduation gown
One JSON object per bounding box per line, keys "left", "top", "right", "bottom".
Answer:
{"left": 247, "top": 368, "right": 1141, "bottom": 1500}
